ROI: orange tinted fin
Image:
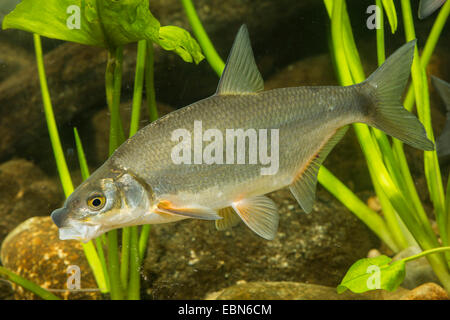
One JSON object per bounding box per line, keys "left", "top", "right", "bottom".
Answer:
{"left": 215, "top": 206, "right": 241, "bottom": 231}
{"left": 231, "top": 196, "right": 279, "bottom": 240}
{"left": 155, "top": 200, "right": 221, "bottom": 220}
{"left": 290, "top": 126, "right": 348, "bottom": 213}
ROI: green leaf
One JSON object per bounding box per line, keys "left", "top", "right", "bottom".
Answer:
{"left": 97, "top": 0, "right": 160, "bottom": 48}
{"left": 0, "top": 266, "right": 60, "bottom": 300}
{"left": 3, "top": 0, "right": 160, "bottom": 49}
{"left": 381, "top": 0, "right": 398, "bottom": 33}
{"left": 158, "top": 25, "right": 205, "bottom": 64}
{"left": 337, "top": 255, "right": 406, "bottom": 293}
{"left": 3, "top": 0, "right": 106, "bottom": 47}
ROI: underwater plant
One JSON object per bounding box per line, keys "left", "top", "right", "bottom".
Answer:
{"left": 1, "top": 0, "right": 203, "bottom": 299}
{"left": 0, "top": 0, "right": 449, "bottom": 300}
{"left": 184, "top": 0, "right": 450, "bottom": 294}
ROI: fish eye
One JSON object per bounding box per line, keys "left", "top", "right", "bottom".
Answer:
{"left": 87, "top": 194, "right": 106, "bottom": 210}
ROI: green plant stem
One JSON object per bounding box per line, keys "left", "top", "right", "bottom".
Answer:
{"left": 0, "top": 266, "right": 60, "bottom": 300}
{"left": 106, "top": 46, "right": 125, "bottom": 300}
{"left": 33, "top": 34, "right": 73, "bottom": 197}
{"left": 318, "top": 167, "right": 398, "bottom": 250}
{"left": 74, "top": 127, "right": 110, "bottom": 292}
{"left": 398, "top": 0, "right": 450, "bottom": 290}
{"left": 33, "top": 34, "right": 108, "bottom": 294}
{"left": 138, "top": 225, "right": 151, "bottom": 262}
{"left": 403, "top": 0, "right": 450, "bottom": 113}
{"left": 400, "top": 0, "right": 447, "bottom": 246}
{"left": 327, "top": 1, "right": 447, "bottom": 284}
{"left": 73, "top": 128, "right": 91, "bottom": 181}
{"left": 125, "top": 39, "right": 149, "bottom": 300}
{"left": 120, "top": 228, "right": 130, "bottom": 293}
{"left": 107, "top": 229, "right": 123, "bottom": 299}
{"left": 108, "top": 47, "right": 124, "bottom": 155}
{"left": 130, "top": 40, "right": 147, "bottom": 136}
{"left": 138, "top": 41, "right": 158, "bottom": 262}
{"left": 180, "top": 0, "right": 225, "bottom": 76}
{"left": 402, "top": 246, "right": 450, "bottom": 264}
{"left": 145, "top": 41, "right": 159, "bottom": 122}
{"left": 127, "top": 226, "right": 140, "bottom": 299}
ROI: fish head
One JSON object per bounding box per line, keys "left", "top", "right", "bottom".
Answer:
{"left": 51, "top": 164, "right": 153, "bottom": 242}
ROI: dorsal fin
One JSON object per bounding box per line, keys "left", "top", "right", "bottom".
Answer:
{"left": 290, "top": 126, "right": 349, "bottom": 213}
{"left": 216, "top": 24, "right": 264, "bottom": 95}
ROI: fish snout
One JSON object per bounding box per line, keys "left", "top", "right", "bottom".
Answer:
{"left": 51, "top": 208, "right": 69, "bottom": 228}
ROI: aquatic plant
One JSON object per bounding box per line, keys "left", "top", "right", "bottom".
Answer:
{"left": 182, "top": 0, "right": 450, "bottom": 293}
{"left": 1, "top": 0, "right": 203, "bottom": 299}
{"left": 0, "top": 0, "right": 449, "bottom": 299}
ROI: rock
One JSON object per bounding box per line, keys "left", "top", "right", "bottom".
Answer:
{"left": 205, "top": 281, "right": 409, "bottom": 300}
{"left": 142, "top": 188, "right": 379, "bottom": 299}
{"left": 0, "top": 40, "right": 33, "bottom": 83}
{"left": 393, "top": 246, "right": 440, "bottom": 290}
{"left": 0, "top": 216, "right": 101, "bottom": 300}
{"left": 401, "top": 283, "right": 449, "bottom": 300}
{"left": 0, "top": 43, "right": 136, "bottom": 165}
{"left": 367, "top": 249, "right": 382, "bottom": 258}
{"left": 0, "top": 159, "right": 63, "bottom": 244}
{"left": 0, "top": 279, "right": 14, "bottom": 300}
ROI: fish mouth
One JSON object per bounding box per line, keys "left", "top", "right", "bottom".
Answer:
{"left": 58, "top": 219, "right": 101, "bottom": 242}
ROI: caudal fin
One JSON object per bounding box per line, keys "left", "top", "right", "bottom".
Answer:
{"left": 364, "top": 40, "right": 434, "bottom": 151}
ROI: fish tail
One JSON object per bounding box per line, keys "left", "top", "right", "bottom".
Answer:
{"left": 363, "top": 40, "right": 434, "bottom": 151}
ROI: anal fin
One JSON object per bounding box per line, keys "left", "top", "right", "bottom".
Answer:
{"left": 155, "top": 200, "right": 221, "bottom": 220}
{"left": 231, "top": 195, "right": 279, "bottom": 240}
{"left": 290, "top": 126, "right": 349, "bottom": 213}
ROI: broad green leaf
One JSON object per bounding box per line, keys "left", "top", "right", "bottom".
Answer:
{"left": 381, "top": 0, "right": 398, "bottom": 33}
{"left": 158, "top": 26, "right": 205, "bottom": 64}
{"left": 97, "top": 0, "right": 160, "bottom": 48}
{"left": 337, "top": 255, "right": 406, "bottom": 293}
{"left": 3, "top": 0, "right": 107, "bottom": 47}
{"left": 3, "top": 0, "right": 203, "bottom": 63}
{"left": 3, "top": 0, "right": 160, "bottom": 49}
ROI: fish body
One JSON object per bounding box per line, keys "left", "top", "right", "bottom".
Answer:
{"left": 433, "top": 77, "right": 450, "bottom": 157}
{"left": 51, "top": 25, "right": 433, "bottom": 242}
{"left": 419, "top": 0, "right": 446, "bottom": 19}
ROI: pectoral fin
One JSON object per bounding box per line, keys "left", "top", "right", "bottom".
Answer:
{"left": 290, "top": 127, "right": 348, "bottom": 213}
{"left": 155, "top": 200, "right": 221, "bottom": 220}
{"left": 231, "top": 196, "right": 279, "bottom": 240}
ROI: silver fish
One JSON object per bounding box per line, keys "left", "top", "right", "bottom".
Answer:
{"left": 433, "top": 76, "right": 450, "bottom": 157}
{"left": 418, "top": 0, "right": 446, "bottom": 19}
{"left": 51, "top": 25, "right": 433, "bottom": 242}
